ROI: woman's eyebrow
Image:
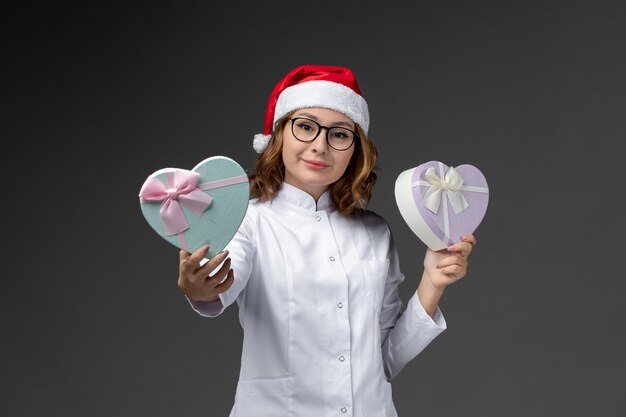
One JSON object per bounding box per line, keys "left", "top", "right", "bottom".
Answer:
{"left": 296, "top": 112, "right": 355, "bottom": 128}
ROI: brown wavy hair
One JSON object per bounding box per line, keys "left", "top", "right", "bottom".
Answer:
{"left": 249, "top": 113, "right": 378, "bottom": 216}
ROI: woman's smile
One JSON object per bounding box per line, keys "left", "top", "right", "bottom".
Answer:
{"left": 302, "top": 158, "right": 330, "bottom": 169}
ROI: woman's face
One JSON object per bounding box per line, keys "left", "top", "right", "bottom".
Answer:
{"left": 282, "top": 107, "right": 356, "bottom": 200}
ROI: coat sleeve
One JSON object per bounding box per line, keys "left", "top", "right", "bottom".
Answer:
{"left": 186, "top": 203, "right": 257, "bottom": 318}
{"left": 377, "top": 218, "right": 447, "bottom": 380}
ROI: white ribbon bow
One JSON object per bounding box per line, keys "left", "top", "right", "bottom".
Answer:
{"left": 422, "top": 166, "right": 469, "bottom": 215}
{"left": 411, "top": 163, "right": 489, "bottom": 245}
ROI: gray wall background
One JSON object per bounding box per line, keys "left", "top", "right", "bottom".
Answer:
{"left": 4, "top": 1, "right": 624, "bottom": 416}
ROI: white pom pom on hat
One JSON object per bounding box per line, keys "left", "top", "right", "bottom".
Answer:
{"left": 253, "top": 64, "right": 370, "bottom": 153}
{"left": 253, "top": 133, "right": 271, "bottom": 153}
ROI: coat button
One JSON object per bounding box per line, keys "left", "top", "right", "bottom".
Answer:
{"left": 315, "top": 215, "right": 321, "bottom": 221}
{"left": 337, "top": 302, "right": 343, "bottom": 308}
{"left": 341, "top": 407, "right": 347, "bottom": 413}
{"left": 339, "top": 356, "right": 345, "bottom": 362}
{"left": 329, "top": 256, "right": 335, "bottom": 261}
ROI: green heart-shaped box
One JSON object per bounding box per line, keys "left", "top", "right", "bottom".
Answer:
{"left": 140, "top": 155, "right": 250, "bottom": 259}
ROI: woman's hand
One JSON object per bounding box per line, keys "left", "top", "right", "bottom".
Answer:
{"left": 417, "top": 234, "right": 476, "bottom": 317}
{"left": 177, "top": 245, "right": 234, "bottom": 302}
{"left": 423, "top": 234, "right": 476, "bottom": 290}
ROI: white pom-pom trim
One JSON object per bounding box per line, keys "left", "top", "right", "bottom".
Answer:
{"left": 253, "top": 133, "right": 271, "bottom": 153}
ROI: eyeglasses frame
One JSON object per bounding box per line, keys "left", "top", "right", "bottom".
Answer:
{"left": 287, "top": 117, "right": 359, "bottom": 151}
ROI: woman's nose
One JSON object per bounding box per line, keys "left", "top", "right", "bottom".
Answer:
{"left": 310, "top": 128, "right": 329, "bottom": 153}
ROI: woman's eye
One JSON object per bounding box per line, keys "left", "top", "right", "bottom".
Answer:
{"left": 296, "top": 121, "right": 316, "bottom": 132}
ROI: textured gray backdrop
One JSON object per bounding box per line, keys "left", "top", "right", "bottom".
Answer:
{"left": 4, "top": 1, "right": 625, "bottom": 416}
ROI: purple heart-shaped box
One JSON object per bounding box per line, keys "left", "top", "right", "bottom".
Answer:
{"left": 394, "top": 161, "right": 489, "bottom": 250}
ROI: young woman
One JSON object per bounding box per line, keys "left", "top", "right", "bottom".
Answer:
{"left": 177, "top": 65, "right": 476, "bottom": 417}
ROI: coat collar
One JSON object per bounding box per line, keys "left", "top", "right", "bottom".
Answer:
{"left": 274, "top": 182, "right": 334, "bottom": 213}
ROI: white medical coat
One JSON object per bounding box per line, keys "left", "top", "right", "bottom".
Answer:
{"left": 188, "top": 183, "right": 446, "bottom": 417}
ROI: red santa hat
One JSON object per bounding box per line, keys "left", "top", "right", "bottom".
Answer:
{"left": 253, "top": 64, "right": 370, "bottom": 153}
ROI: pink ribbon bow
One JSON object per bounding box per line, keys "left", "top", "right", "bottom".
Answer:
{"left": 139, "top": 169, "right": 213, "bottom": 236}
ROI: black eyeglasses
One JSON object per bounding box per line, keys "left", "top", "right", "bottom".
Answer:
{"left": 287, "top": 117, "right": 358, "bottom": 151}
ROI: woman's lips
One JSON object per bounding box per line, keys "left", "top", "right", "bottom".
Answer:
{"left": 302, "top": 159, "right": 330, "bottom": 169}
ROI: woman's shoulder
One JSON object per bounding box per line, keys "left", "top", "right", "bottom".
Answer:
{"left": 236, "top": 198, "right": 262, "bottom": 232}
{"left": 357, "top": 208, "right": 385, "bottom": 221}
{"left": 242, "top": 197, "right": 277, "bottom": 223}
{"left": 351, "top": 209, "right": 391, "bottom": 234}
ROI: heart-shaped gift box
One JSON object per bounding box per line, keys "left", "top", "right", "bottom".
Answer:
{"left": 394, "top": 161, "right": 489, "bottom": 250}
{"left": 139, "top": 155, "right": 250, "bottom": 259}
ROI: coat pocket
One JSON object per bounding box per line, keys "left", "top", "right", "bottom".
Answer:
{"left": 233, "top": 377, "right": 289, "bottom": 417}
{"left": 361, "top": 259, "right": 390, "bottom": 313}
